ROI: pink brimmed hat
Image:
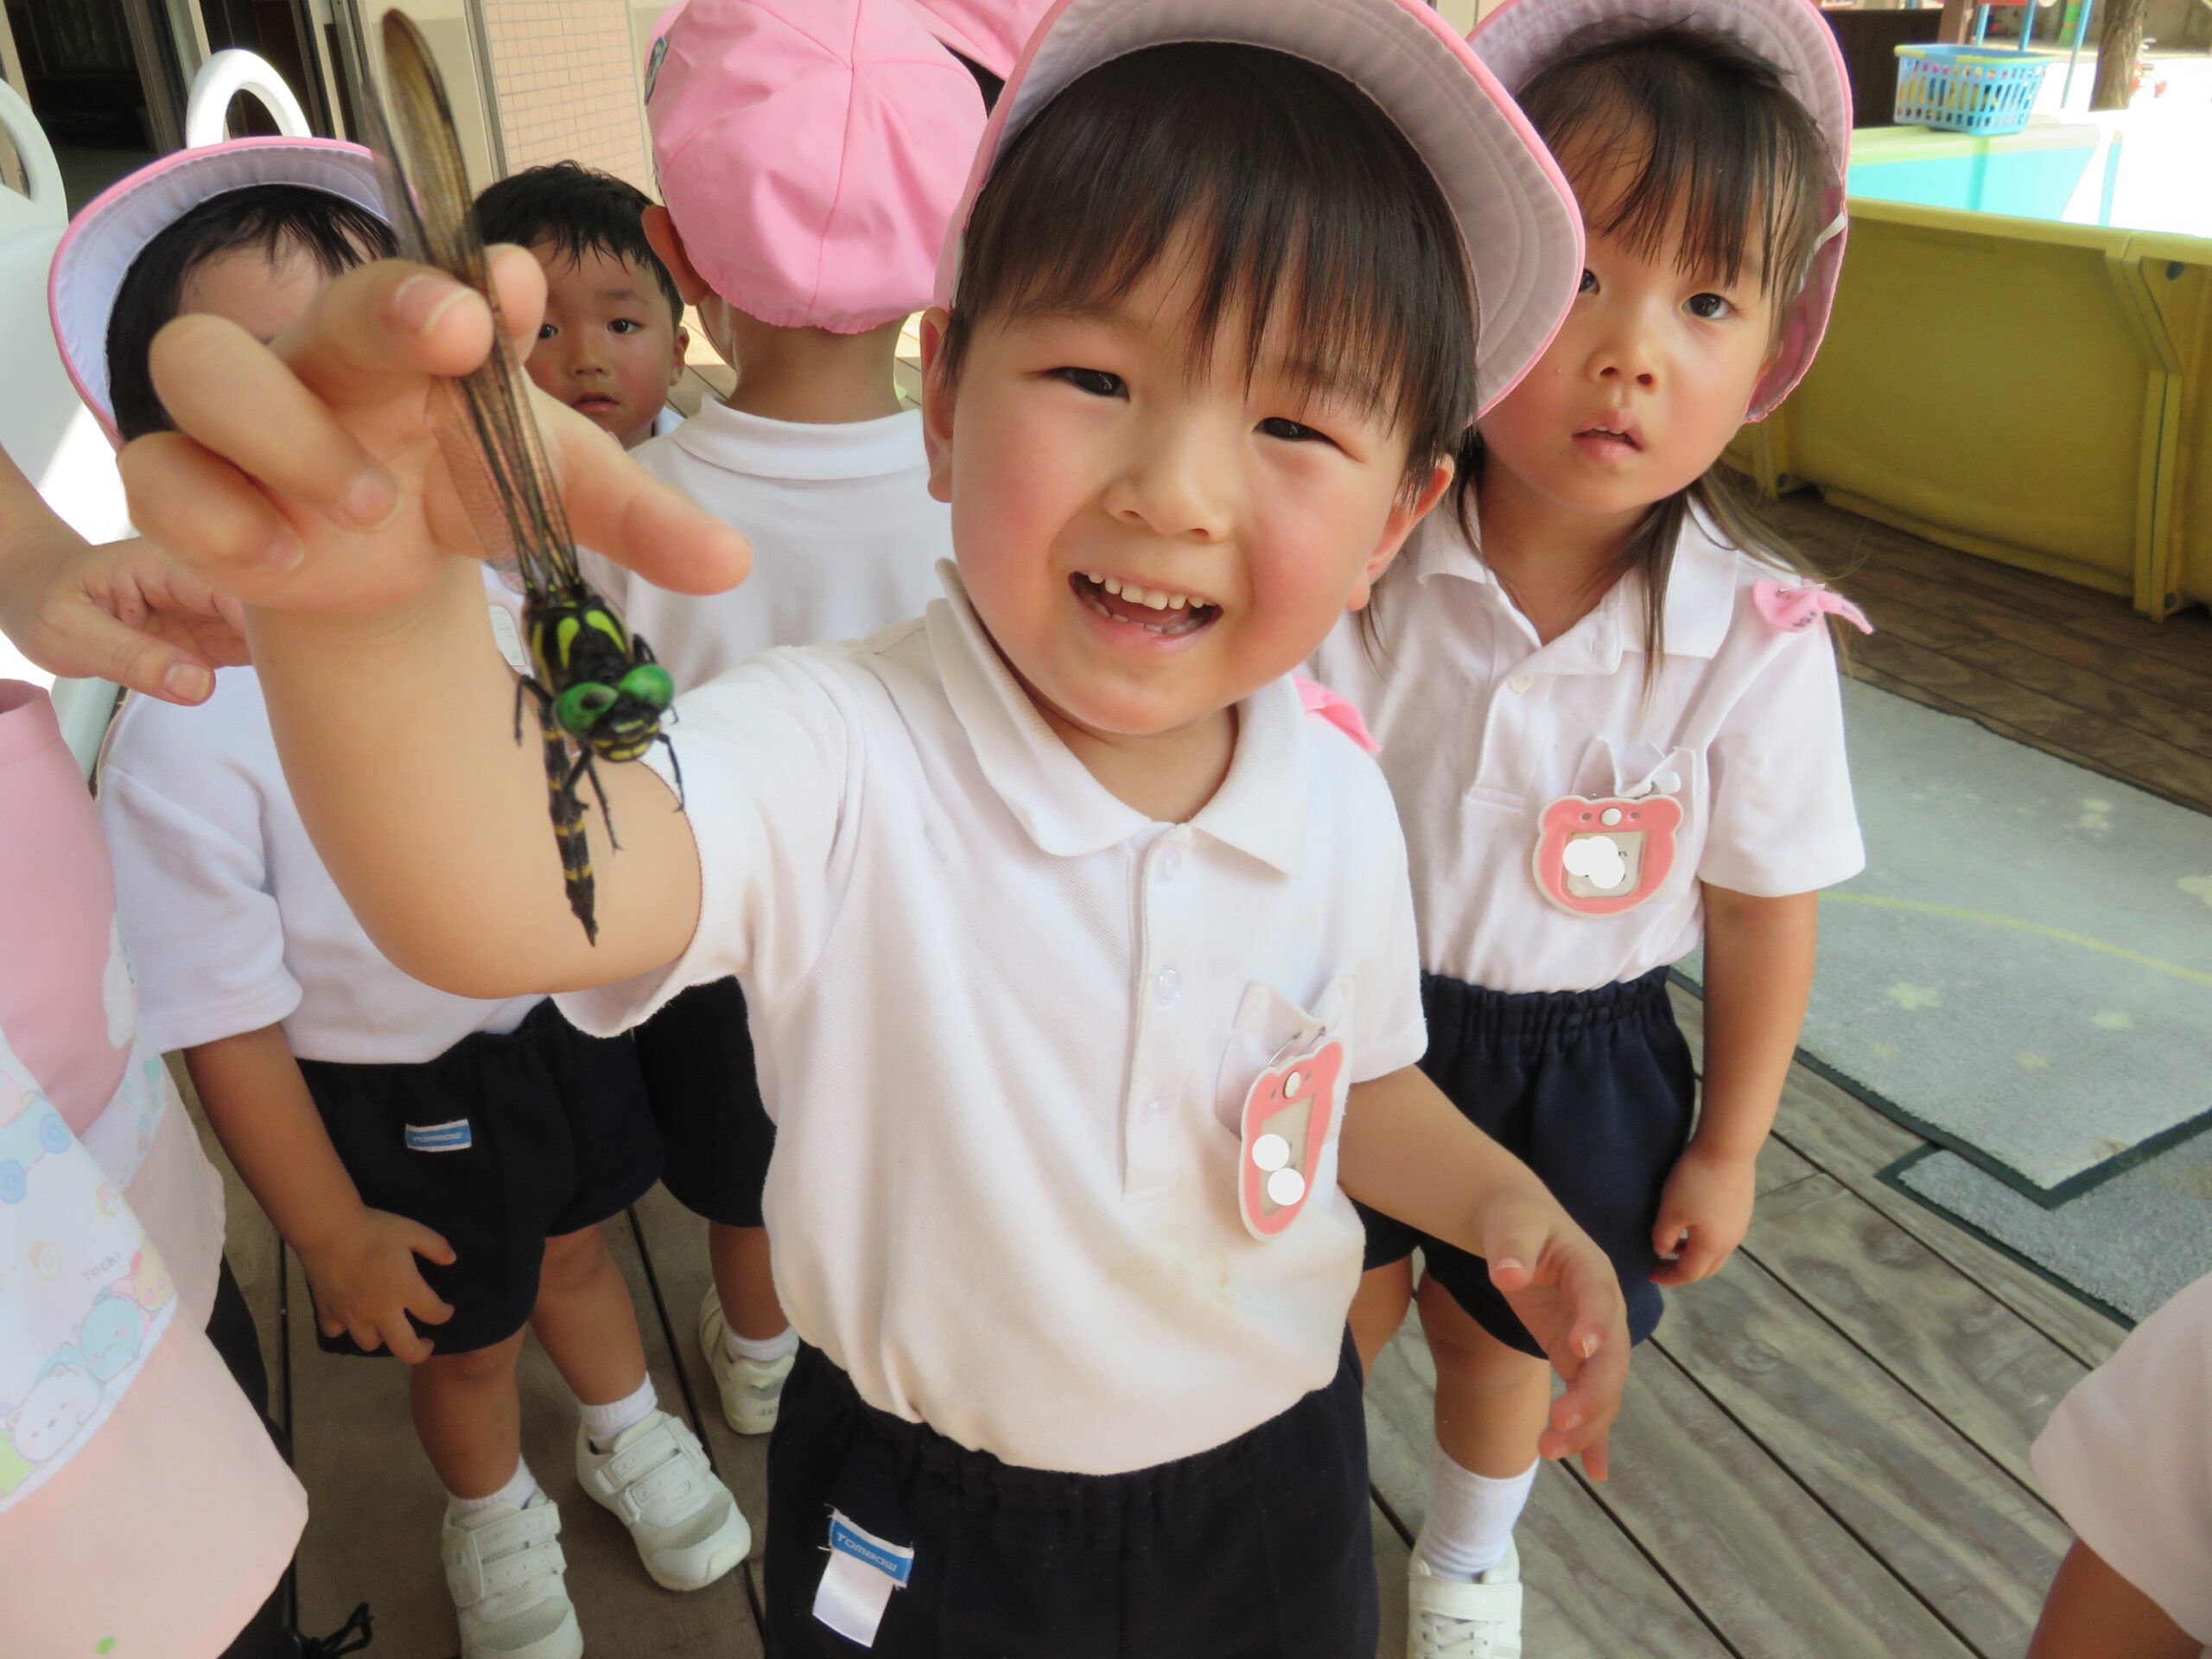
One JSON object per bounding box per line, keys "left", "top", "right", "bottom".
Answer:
{"left": 645, "top": 0, "right": 988, "bottom": 334}
{"left": 932, "top": 0, "right": 1585, "bottom": 417}
{"left": 48, "top": 136, "right": 385, "bottom": 444}
{"left": 897, "top": 0, "right": 1053, "bottom": 78}
{"left": 1471, "top": 0, "right": 1852, "bottom": 420}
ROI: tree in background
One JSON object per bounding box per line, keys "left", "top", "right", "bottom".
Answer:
{"left": 2091, "top": 0, "right": 2147, "bottom": 110}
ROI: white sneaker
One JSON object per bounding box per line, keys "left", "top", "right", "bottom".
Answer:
{"left": 698, "top": 1289, "right": 795, "bottom": 1436}
{"left": 1408, "top": 1539, "right": 1523, "bottom": 1659}
{"left": 440, "top": 1492, "right": 583, "bottom": 1659}
{"left": 575, "top": 1409, "right": 749, "bottom": 1591}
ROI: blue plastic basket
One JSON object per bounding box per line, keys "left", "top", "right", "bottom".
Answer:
{"left": 1893, "top": 44, "right": 2051, "bottom": 135}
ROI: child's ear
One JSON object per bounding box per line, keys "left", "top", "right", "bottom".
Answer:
{"left": 918, "top": 307, "right": 956, "bottom": 505}
{"left": 667, "top": 323, "right": 690, "bottom": 391}
{"left": 1346, "top": 457, "right": 1453, "bottom": 613}
{"left": 642, "top": 207, "right": 713, "bottom": 308}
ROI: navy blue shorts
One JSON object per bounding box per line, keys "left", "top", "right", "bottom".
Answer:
{"left": 631, "top": 975, "right": 775, "bottom": 1229}
{"left": 1358, "top": 968, "right": 1696, "bottom": 1357}
{"left": 763, "top": 1333, "right": 1376, "bottom": 1659}
{"left": 297, "top": 1000, "right": 662, "bottom": 1357}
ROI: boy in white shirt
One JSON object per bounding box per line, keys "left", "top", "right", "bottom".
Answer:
{"left": 2029, "top": 1271, "right": 2212, "bottom": 1658}
{"left": 74, "top": 177, "right": 749, "bottom": 1659}
{"left": 474, "top": 162, "right": 690, "bottom": 452}
{"left": 607, "top": 0, "right": 987, "bottom": 1440}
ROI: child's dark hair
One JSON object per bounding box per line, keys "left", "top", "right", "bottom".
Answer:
{"left": 107, "top": 184, "right": 396, "bottom": 442}
{"left": 939, "top": 42, "right": 1477, "bottom": 492}
{"left": 1437, "top": 21, "right": 1840, "bottom": 669}
{"left": 474, "top": 162, "right": 683, "bottom": 327}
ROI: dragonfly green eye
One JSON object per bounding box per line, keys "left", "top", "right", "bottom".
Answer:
{"left": 618, "top": 664, "right": 674, "bottom": 709}
{"left": 554, "top": 681, "right": 620, "bottom": 734}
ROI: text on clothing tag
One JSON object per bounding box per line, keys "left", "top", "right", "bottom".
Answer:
{"left": 404, "top": 1118, "right": 473, "bottom": 1153}
{"left": 813, "top": 1510, "right": 913, "bottom": 1646}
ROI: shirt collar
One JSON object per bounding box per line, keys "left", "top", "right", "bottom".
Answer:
{"left": 925, "top": 563, "right": 1309, "bottom": 874}
{"left": 1405, "top": 501, "right": 1737, "bottom": 664}
{"left": 665, "top": 400, "right": 927, "bottom": 482}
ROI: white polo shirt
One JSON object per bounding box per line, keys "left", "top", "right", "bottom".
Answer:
{"left": 1312, "top": 512, "right": 1864, "bottom": 995}
{"left": 560, "top": 566, "right": 1426, "bottom": 1475}
{"left": 2032, "top": 1272, "right": 2212, "bottom": 1650}
{"left": 99, "top": 579, "right": 544, "bottom": 1065}
{"left": 584, "top": 401, "right": 952, "bottom": 689}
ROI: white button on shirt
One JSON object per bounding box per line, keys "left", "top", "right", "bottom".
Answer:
{"left": 582, "top": 401, "right": 952, "bottom": 690}
{"left": 99, "top": 578, "right": 544, "bottom": 1064}
{"left": 1313, "top": 512, "right": 1865, "bottom": 995}
{"left": 560, "top": 565, "right": 1426, "bottom": 1475}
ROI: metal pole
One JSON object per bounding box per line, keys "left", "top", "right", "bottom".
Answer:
{"left": 2062, "top": 0, "right": 2094, "bottom": 105}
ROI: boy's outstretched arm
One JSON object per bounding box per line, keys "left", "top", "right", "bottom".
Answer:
{"left": 118, "top": 253, "right": 750, "bottom": 996}
{"left": 1339, "top": 1065, "right": 1631, "bottom": 1478}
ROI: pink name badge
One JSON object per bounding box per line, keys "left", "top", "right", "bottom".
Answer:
{"left": 1533, "top": 793, "right": 1683, "bottom": 918}
{"left": 1237, "top": 1039, "right": 1345, "bottom": 1239}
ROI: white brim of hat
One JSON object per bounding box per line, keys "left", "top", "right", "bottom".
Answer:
{"left": 934, "top": 0, "right": 1584, "bottom": 416}
{"left": 1472, "top": 0, "right": 1853, "bottom": 418}
{"left": 48, "top": 136, "right": 386, "bottom": 441}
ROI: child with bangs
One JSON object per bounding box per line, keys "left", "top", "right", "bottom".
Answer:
{"left": 1313, "top": 3, "right": 1868, "bottom": 1652}
{"left": 474, "top": 162, "right": 690, "bottom": 451}
{"left": 116, "top": 3, "right": 1634, "bottom": 1654}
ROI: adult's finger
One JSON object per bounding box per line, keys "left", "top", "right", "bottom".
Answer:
{"left": 120, "top": 432, "right": 304, "bottom": 598}
{"left": 555, "top": 410, "right": 753, "bottom": 596}
{"left": 38, "top": 594, "right": 215, "bottom": 703}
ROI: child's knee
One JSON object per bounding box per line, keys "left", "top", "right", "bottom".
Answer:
{"left": 537, "top": 1224, "right": 611, "bottom": 1299}
{"left": 422, "top": 1336, "right": 520, "bottom": 1388}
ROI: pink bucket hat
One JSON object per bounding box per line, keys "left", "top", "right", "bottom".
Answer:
{"left": 48, "top": 136, "right": 386, "bottom": 444}
{"left": 645, "top": 0, "right": 988, "bottom": 334}
{"left": 1471, "top": 0, "right": 1852, "bottom": 420}
{"left": 932, "top": 0, "right": 1584, "bottom": 417}
{"left": 897, "top": 0, "right": 1053, "bottom": 78}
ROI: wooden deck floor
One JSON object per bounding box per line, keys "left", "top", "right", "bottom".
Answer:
{"left": 198, "top": 491, "right": 2191, "bottom": 1657}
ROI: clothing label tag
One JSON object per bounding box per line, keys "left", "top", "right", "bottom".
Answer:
{"left": 404, "top": 1118, "right": 473, "bottom": 1153}
{"left": 813, "top": 1510, "right": 912, "bottom": 1646}
{"left": 489, "top": 606, "right": 529, "bottom": 674}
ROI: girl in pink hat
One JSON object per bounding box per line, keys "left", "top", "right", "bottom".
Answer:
{"left": 1313, "top": 4, "right": 1867, "bottom": 1652}
{"left": 114, "top": 1, "right": 1637, "bottom": 1653}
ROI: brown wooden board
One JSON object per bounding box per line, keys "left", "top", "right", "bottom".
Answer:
{"left": 1582, "top": 1346, "right": 1979, "bottom": 1657}
{"left": 1669, "top": 987, "right": 2126, "bottom": 1370}
{"left": 287, "top": 1206, "right": 763, "bottom": 1656}
{"left": 1651, "top": 1255, "right": 2069, "bottom": 1656}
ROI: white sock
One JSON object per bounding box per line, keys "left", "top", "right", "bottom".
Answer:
{"left": 721, "top": 1322, "right": 798, "bottom": 1367}
{"left": 581, "top": 1376, "right": 658, "bottom": 1452}
{"left": 448, "top": 1459, "right": 542, "bottom": 1519}
{"left": 1415, "top": 1448, "right": 1539, "bottom": 1581}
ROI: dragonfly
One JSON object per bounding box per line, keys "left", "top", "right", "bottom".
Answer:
{"left": 342, "top": 10, "right": 680, "bottom": 944}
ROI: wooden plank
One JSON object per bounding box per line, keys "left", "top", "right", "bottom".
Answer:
{"left": 1740, "top": 1177, "right": 2086, "bottom": 1491}
{"left": 289, "top": 1207, "right": 763, "bottom": 1657}
{"left": 1852, "top": 631, "right": 2212, "bottom": 814}
{"left": 2065, "top": 604, "right": 2212, "bottom": 672}
{"left": 1364, "top": 1325, "right": 1732, "bottom": 1658}
{"left": 1653, "top": 1254, "right": 2069, "bottom": 1657}
{"left": 1847, "top": 563, "right": 2212, "bottom": 718}
{"left": 1581, "top": 1345, "right": 1979, "bottom": 1659}
{"left": 1669, "top": 986, "right": 2126, "bottom": 1369}
{"left": 1371, "top": 1503, "right": 1412, "bottom": 1659}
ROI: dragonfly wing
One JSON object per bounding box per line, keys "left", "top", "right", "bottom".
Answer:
{"left": 341, "top": 10, "right": 584, "bottom": 601}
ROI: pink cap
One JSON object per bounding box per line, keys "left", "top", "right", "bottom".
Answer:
{"left": 897, "top": 0, "right": 1053, "bottom": 78}
{"left": 48, "top": 136, "right": 385, "bottom": 446}
{"left": 932, "top": 0, "right": 1584, "bottom": 417}
{"left": 646, "top": 0, "right": 988, "bottom": 334}
{"left": 1470, "top": 0, "right": 1852, "bottom": 420}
